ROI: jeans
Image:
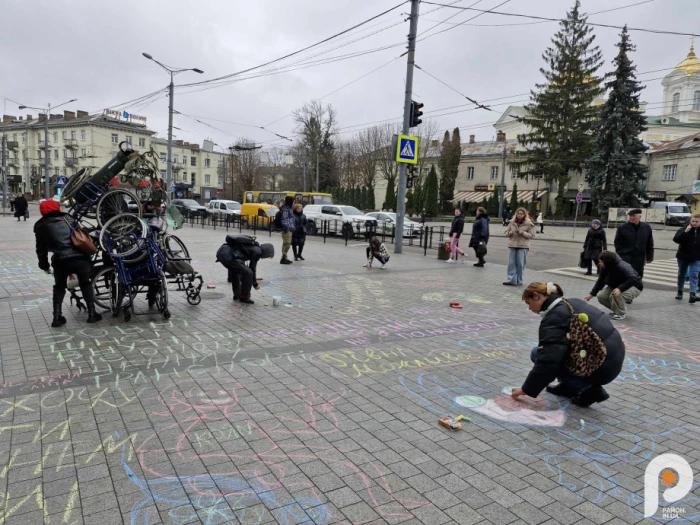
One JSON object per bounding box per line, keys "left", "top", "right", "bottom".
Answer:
{"left": 506, "top": 248, "right": 528, "bottom": 285}
{"left": 530, "top": 347, "right": 590, "bottom": 394}
{"left": 677, "top": 259, "right": 700, "bottom": 293}
{"left": 597, "top": 286, "right": 641, "bottom": 315}
{"left": 450, "top": 234, "right": 465, "bottom": 260}
{"left": 280, "top": 232, "right": 292, "bottom": 260}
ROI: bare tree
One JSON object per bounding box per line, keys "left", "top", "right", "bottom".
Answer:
{"left": 293, "top": 100, "right": 338, "bottom": 191}
{"left": 350, "top": 126, "right": 384, "bottom": 189}
{"left": 260, "top": 147, "right": 291, "bottom": 190}
{"left": 229, "top": 138, "right": 261, "bottom": 193}
{"left": 374, "top": 122, "right": 402, "bottom": 184}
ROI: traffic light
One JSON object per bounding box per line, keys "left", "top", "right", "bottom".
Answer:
{"left": 406, "top": 165, "right": 418, "bottom": 188}
{"left": 410, "top": 101, "right": 424, "bottom": 127}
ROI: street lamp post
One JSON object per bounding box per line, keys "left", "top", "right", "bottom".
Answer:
{"left": 142, "top": 53, "right": 203, "bottom": 198}
{"left": 18, "top": 99, "right": 77, "bottom": 199}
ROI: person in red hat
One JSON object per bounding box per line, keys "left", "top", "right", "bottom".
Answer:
{"left": 34, "top": 200, "right": 102, "bottom": 327}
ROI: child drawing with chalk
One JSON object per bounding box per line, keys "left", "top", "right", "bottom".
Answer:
{"left": 364, "top": 237, "right": 390, "bottom": 270}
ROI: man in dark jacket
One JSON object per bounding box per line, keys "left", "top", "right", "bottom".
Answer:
{"left": 614, "top": 208, "right": 654, "bottom": 278}
{"left": 582, "top": 219, "right": 607, "bottom": 275}
{"left": 34, "top": 200, "right": 102, "bottom": 326}
{"left": 673, "top": 214, "right": 700, "bottom": 303}
{"left": 469, "top": 207, "right": 490, "bottom": 267}
{"left": 584, "top": 251, "right": 643, "bottom": 320}
{"left": 513, "top": 283, "right": 625, "bottom": 407}
{"left": 216, "top": 234, "right": 274, "bottom": 304}
{"left": 277, "top": 196, "right": 296, "bottom": 265}
{"left": 14, "top": 194, "right": 28, "bottom": 221}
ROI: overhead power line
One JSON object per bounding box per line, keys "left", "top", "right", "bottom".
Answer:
{"left": 420, "top": 1, "right": 699, "bottom": 37}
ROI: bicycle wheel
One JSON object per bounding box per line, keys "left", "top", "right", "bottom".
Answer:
{"left": 163, "top": 235, "right": 190, "bottom": 261}
{"left": 60, "top": 167, "right": 92, "bottom": 202}
{"left": 96, "top": 189, "right": 142, "bottom": 227}
{"left": 100, "top": 213, "right": 147, "bottom": 259}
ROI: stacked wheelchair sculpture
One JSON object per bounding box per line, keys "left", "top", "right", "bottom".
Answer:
{"left": 61, "top": 142, "right": 203, "bottom": 321}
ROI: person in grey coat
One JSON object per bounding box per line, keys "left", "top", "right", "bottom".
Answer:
{"left": 291, "top": 204, "right": 307, "bottom": 261}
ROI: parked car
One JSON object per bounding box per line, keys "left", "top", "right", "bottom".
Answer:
{"left": 365, "top": 212, "right": 423, "bottom": 237}
{"left": 650, "top": 201, "right": 691, "bottom": 225}
{"left": 240, "top": 203, "right": 279, "bottom": 228}
{"left": 207, "top": 200, "right": 242, "bottom": 219}
{"left": 303, "top": 205, "right": 378, "bottom": 236}
{"left": 171, "top": 198, "right": 207, "bottom": 218}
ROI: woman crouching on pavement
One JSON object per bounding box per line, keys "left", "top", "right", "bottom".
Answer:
{"left": 34, "top": 200, "right": 102, "bottom": 327}
{"left": 510, "top": 282, "right": 625, "bottom": 408}
{"left": 364, "top": 237, "right": 390, "bottom": 269}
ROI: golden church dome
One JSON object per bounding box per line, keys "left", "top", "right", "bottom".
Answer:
{"left": 676, "top": 41, "right": 700, "bottom": 76}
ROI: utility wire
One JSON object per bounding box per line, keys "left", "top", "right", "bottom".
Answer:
{"left": 415, "top": 64, "right": 493, "bottom": 110}
{"left": 420, "top": 1, "right": 699, "bottom": 37}
{"left": 420, "top": 0, "right": 513, "bottom": 41}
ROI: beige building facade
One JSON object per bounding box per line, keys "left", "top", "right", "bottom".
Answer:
{"left": 645, "top": 132, "right": 700, "bottom": 214}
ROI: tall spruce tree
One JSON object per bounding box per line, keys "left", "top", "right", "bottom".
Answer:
{"left": 587, "top": 26, "right": 648, "bottom": 212}
{"left": 423, "top": 165, "right": 439, "bottom": 216}
{"left": 518, "top": 0, "right": 603, "bottom": 212}
{"left": 384, "top": 178, "right": 397, "bottom": 211}
{"left": 437, "top": 131, "right": 452, "bottom": 209}
{"left": 509, "top": 182, "right": 519, "bottom": 211}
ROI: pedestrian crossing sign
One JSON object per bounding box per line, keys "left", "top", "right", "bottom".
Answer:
{"left": 396, "top": 134, "right": 419, "bottom": 164}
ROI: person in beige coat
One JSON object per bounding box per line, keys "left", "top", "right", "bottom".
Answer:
{"left": 504, "top": 207, "right": 536, "bottom": 286}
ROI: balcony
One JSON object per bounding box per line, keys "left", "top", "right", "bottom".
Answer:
{"left": 172, "top": 164, "right": 183, "bottom": 171}
{"left": 65, "top": 157, "right": 79, "bottom": 167}
{"left": 7, "top": 158, "right": 19, "bottom": 167}
{"left": 6, "top": 141, "right": 18, "bottom": 150}
{"left": 64, "top": 139, "right": 78, "bottom": 149}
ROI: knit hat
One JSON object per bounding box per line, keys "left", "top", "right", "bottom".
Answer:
{"left": 40, "top": 199, "right": 61, "bottom": 216}
{"left": 592, "top": 219, "right": 601, "bottom": 225}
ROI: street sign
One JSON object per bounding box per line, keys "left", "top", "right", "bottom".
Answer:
{"left": 56, "top": 177, "right": 67, "bottom": 186}
{"left": 395, "top": 134, "right": 418, "bottom": 164}
{"left": 693, "top": 180, "right": 700, "bottom": 194}
{"left": 576, "top": 192, "right": 583, "bottom": 204}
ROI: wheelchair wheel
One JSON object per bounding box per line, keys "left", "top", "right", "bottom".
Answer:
{"left": 187, "top": 293, "right": 201, "bottom": 305}
{"left": 60, "top": 167, "right": 92, "bottom": 203}
{"left": 100, "top": 213, "right": 147, "bottom": 259}
{"left": 163, "top": 235, "right": 190, "bottom": 260}
{"left": 154, "top": 271, "right": 169, "bottom": 316}
{"left": 93, "top": 267, "right": 115, "bottom": 310}
{"left": 96, "top": 189, "right": 142, "bottom": 227}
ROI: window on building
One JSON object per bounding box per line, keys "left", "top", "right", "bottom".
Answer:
{"left": 64, "top": 149, "right": 68, "bottom": 158}
{"left": 81, "top": 149, "right": 86, "bottom": 158}
{"left": 21, "top": 133, "right": 25, "bottom": 143}
{"left": 53, "top": 132, "right": 58, "bottom": 142}
{"left": 217, "top": 174, "right": 222, "bottom": 185}
{"left": 12, "top": 133, "right": 16, "bottom": 142}
{"left": 694, "top": 91, "right": 700, "bottom": 111}
{"left": 182, "top": 156, "right": 187, "bottom": 164}
{"left": 22, "top": 150, "right": 26, "bottom": 159}
{"left": 173, "top": 154, "right": 178, "bottom": 164}
{"left": 205, "top": 174, "right": 211, "bottom": 184}
{"left": 62, "top": 131, "right": 67, "bottom": 140}
{"left": 490, "top": 166, "right": 499, "bottom": 180}
{"left": 662, "top": 164, "right": 677, "bottom": 181}
{"left": 510, "top": 164, "right": 520, "bottom": 179}
{"left": 54, "top": 150, "right": 58, "bottom": 160}
{"left": 672, "top": 93, "right": 680, "bottom": 113}
{"left": 111, "top": 133, "right": 118, "bottom": 144}
{"left": 191, "top": 173, "right": 196, "bottom": 185}
{"left": 138, "top": 137, "right": 145, "bottom": 147}
{"left": 205, "top": 158, "right": 211, "bottom": 168}
{"left": 191, "top": 157, "right": 197, "bottom": 166}
{"left": 160, "top": 153, "right": 166, "bottom": 163}
{"left": 466, "top": 167, "right": 474, "bottom": 180}
{"left": 38, "top": 150, "right": 42, "bottom": 160}
{"left": 125, "top": 135, "right": 132, "bottom": 145}
{"left": 70, "top": 130, "right": 76, "bottom": 140}
{"left": 81, "top": 129, "right": 86, "bottom": 141}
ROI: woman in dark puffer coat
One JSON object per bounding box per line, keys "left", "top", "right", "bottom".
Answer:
{"left": 510, "top": 282, "right": 625, "bottom": 408}
{"left": 291, "top": 204, "right": 307, "bottom": 261}
{"left": 582, "top": 219, "right": 607, "bottom": 275}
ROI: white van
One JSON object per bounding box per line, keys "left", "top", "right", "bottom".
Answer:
{"left": 207, "top": 200, "right": 242, "bottom": 218}
{"left": 650, "top": 201, "right": 691, "bottom": 225}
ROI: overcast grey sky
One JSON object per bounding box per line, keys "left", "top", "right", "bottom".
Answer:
{"left": 1, "top": 0, "right": 696, "bottom": 149}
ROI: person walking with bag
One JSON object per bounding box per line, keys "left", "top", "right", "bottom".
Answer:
{"left": 10, "top": 194, "right": 16, "bottom": 213}
{"left": 34, "top": 200, "right": 102, "bottom": 327}
{"left": 582, "top": 219, "right": 607, "bottom": 275}
{"left": 511, "top": 282, "right": 625, "bottom": 407}
{"left": 469, "top": 207, "right": 490, "bottom": 267}
{"left": 503, "top": 207, "right": 535, "bottom": 286}
{"left": 673, "top": 214, "right": 700, "bottom": 303}
{"left": 14, "top": 193, "right": 28, "bottom": 222}
{"left": 447, "top": 209, "right": 465, "bottom": 264}
{"left": 291, "top": 204, "right": 307, "bottom": 261}
{"left": 536, "top": 212, "right": 544, "bottom": 234}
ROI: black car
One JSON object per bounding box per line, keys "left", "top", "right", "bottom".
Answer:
{"left": 171, "top": 198, "right": 207, "bottom": 218}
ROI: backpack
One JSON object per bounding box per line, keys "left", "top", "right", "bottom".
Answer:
{"left": 275, "top": 209, "right": 286, "bottom": 229}
{"left": 561, "top": 299, "right": 607, "bottom": 377}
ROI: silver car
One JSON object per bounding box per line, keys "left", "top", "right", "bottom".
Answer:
{"left": 207, "top": 200, "right": 242, "bottom": 218}
{"left": 366, "top": 212, "right": 423, "bottom": 237}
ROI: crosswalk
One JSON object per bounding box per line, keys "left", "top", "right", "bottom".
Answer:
{"left": 545, "top": 259, "right": 683, "bottom": 289}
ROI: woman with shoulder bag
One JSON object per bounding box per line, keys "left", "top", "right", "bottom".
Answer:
{"left": 34, "top": 200, "right": 102, "bottom": 327}
{"left": 503, "top": 207, "right": 535, "bottom": 286}
{"left": 469, "top": 207, "right": 490, "bottom": 267}
{"left": 582, "top": 219, "right": 607, "bottom": 275}
{"left": 14, "top": 194, "right": 28, "bottom": 222}
{"left": 510, "top": 282, "right": 625, "bottom": 407}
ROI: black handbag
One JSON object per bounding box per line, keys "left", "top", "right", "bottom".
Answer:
{"left": 578, "top": 251, "right": 588, "bottom": 269}
{"left": 476, "top": 242, "right": 487, "bottom": 257}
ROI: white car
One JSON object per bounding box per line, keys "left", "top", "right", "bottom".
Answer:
{"left": 207, "top": 200, "right": 242, "bottom": 218}
{"left": 303, "top": 204, "right": 378, "bottom": 236}
{"left": 366, "top": 212, "right": 423, "bottom": 237}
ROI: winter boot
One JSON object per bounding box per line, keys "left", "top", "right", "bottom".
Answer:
{"left": 86, "top": 305, "right": 103, "bottom": 324}
{"left": 675, "top": 290, "right": 683, "bottom": 300}
{"left": 690, "top": 293, "right": 698, "bottom": 304}
{"left": 51, "top": 302, "right": 67, "bottom": 328}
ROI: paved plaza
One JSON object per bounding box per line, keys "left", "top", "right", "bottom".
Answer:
{"left": 0, "top": 215, "right": 699, "bottom": 524}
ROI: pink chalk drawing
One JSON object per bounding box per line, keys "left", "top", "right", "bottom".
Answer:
{"left": 454, "top": 393, "right": 567, "bottom": 427}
